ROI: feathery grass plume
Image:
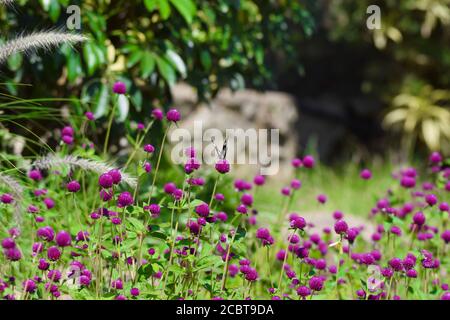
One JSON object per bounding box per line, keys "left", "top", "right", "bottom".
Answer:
{"left": 33, "top": 155, "right": 138, "bottom": 187}
{"left": 0, "top": 0, "right": 14, "bottom": 5}
{"left": 0, "top": 31, "right": 87, "bottom": 64}
{"left": 0, "top": 171, "right": 24, "bottom": 226}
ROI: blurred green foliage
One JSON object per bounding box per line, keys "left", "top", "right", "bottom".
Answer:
{"left": 0, "top": 0, "right": 313, "bottom": 122}
{"left": 326, "top": 0, "right": 450, "bottom": 153}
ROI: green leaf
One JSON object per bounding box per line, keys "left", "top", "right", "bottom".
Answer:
{"left": 140, "top": 51, "right": 156, "bottom": 78}
{"left": 158, "top": 0, "right": 171, "bottom": 19}
{"left": 83, "top": 43, "right": 98, "bottom": 76}
{"left": 156, "top": 55, "right": 176, "bottom": 85}
{"left": 116, "top": 94, "right": 129, "bottom": 123}
{"left": 170, "top": 0, "right": 196, "bottom": 24}
{"left": 144, "top": 0, "right": 158, "bottom": 11}
{"left": 166, "top": 49, "right": 186, "bottom": 78}
{"left": 93, "top": 83, "right": 109, "bottom": 118}
{"left": 127, "top": 217, "right": 146, "bottom": 233}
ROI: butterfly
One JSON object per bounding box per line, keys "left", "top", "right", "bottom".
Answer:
{"left": 211, "top": 136, "right": 228, "bottom": 160}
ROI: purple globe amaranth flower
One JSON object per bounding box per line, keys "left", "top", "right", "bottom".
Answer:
{"left": 429, "top": 151, "right": 442, "bottom": 164}
{"left": 360, "top": 169, "right": 372, "bottom": 180}
{"left": 32, "top": 242, "right": 44, "bottom": 255}
{"left": 100, "top": 189, "right": 113, "bottom": 202}
{"left": 61, "top": 126, "right": 74, "bottom": 136}
{"left": 166, "top": 108, "right": 181, "bottom": 122}
{"left": 291, "top": 158, "right": 302, "bottom": 168}
{"left": 187, "top": 220, "right": 201, "bottom": 235}
{"left": 244, "top": 268, "right": 258, "bottom": 281}
{"left": 1, "top": 193, "right": 14, "bottom": 204}
{"left": 390, "top": 226, "right": 402, "bottom": 236}
{"left": 163, "top": 182, "right": 177, "bottom": 194}
{"left": 66, "top": 180, "right": 81, "bottom": 193}
{"left": 1, "top": 238, "right": 15, "bottom": 249}
{"left": 317, "top": 194, "right": 327, "bottom": 204}
{"left": 439, "top": 202, "right": 449, "bottom": 212}
{"left": 309, "top": 276, "right": 324, "bottom": 291}
{"left": 240, "top": 193, "right": 253, "bottom": 207}
{"left": 55, "top": 231, "right": 71, "bottom": 247}
{"left": 47, "top": 246, "right": 61, "bottom": 261}
{"left": 406, "top": 269, "right": 418, "bottom": 278}
{"left": 290, "top": 179, "right": 301, "bottom": 190}
{"left": 291, "top": 216, "right": 306, "bottom": 230}
{"left": 215, "top": 211, "right": 228, "bottom": 222}
{"left": 441, "top": 230, "right": 450, "bottom": 244}
{"left": 215, "top": 193, "right": 225, "bottom": 202}
{"left": 111, "top": 279, "right": 123, "bottom": 290}
{"left": 195, "top": 203, "right": 210, "bottom": 217}
{"left": 37, "top": 226, "right": 55, "bottom": 242}
{"left": 108, "top": 169, "right": 122, "bottom": 184}
{"left": 130, "top": 288, "right": 140, "bottom": 297}
{"left": 43, "top": 197, "right": 55, "bottom": 209}
{"left": 253, "top": 175, "right": 265, "bottom": 186}
{"left": 85, "top": 111, "right": 95, "bottom": 121}
{"left": 442, "top": 292, "right": 450, "bottom": 300}
{"left": 112, "top": 81, "right": 126, "bottom": 94}
{"left": 281, "top": 187, "right": 291, "bottom": 196}
{"left": 172, "top": 188, "right": 183, "bottom": 201}
{"left": 236, "top": 204, "right": 248, "bottom": 214}
{"left": 38, "top": 259, "right": 50, "bottom": 271}
{"left": 334, "top": 220, "right": 348, "bottom": 235}
{"left": 143, "top": 144, "right": 155, "bottom": 153}
{"left": 117, "top": 191, "right": 133, "bottom": 207}
{"left": 98, "top": 173, "right": 113, "bottom": 189}
{"left": 143, "top": 162, "right": 152, "bottom": 173}
{"left": 76, "top": 231, "right": 89, "bottom": 242}
{"left": 23, "top": 279, "right": 36, "bottom": 293}
{"left": 148, "top": 204, "right": 161, "bottom": 216}
{"left": 29, "top": 169, "right": 43, "bottom": 181}
{"left": 381, "top": 268, "right": 394, "bottom": 278}
{"left": 389, "top": 258, "right": 403, "bottom": 271}
{"left": 413, "top": 211, "right": 426, "bottom": 226}
{"left": 302, "top": 155, "right": 315, "bottom": 168}
{"left": 400, "top": 176, "right": 416, "bottom": 189}
{"left": 48, "top": 270, "right": 62, "bottom": 282}
{"left": 215, "top": 159, "right": 230, "bottom": 174}
{"left": 152, "top": 108, "right": 164, "bottom": 120}
{"left": 62, "top": 135, "right": 74, "bottom": 145}
{"left": 80, "top": 275, "right": 91, "bottom": 287}
{"left": 425, "top": 194, "right": 438, "bottom": 206}
{"left": 4, "top": 247, "right": 21, "bottom": 261}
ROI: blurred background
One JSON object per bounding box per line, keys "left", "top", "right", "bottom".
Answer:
{"left": 1, "top": 0, "right": 449, "bottom": 166}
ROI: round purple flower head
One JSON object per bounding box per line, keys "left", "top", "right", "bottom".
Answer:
{"left": 254, "top": 175, "right": 265, "bottom": 186}
{"left": 37, "top": 226, "right": 55, "bottom": 242}
{"left": 291, "top": 158, "right": 302, "bottom": 168}
{"left": 195, "top": 203, "right": 210, "bottom": 218}
{"left": 85, "top": 111, "right": 95, "bottom": 121}
{"left": 152, "top": 108, "right": 164, "bottom": 120}
{"left": 360, "top": 169, "right": 372, "bottom": 180}
{"left": 43, "top": 197, "right": 55, "bottom": 209}
{"left": 144, "top": 144, "right": 155, "bottom": 153}
{"left": 215, "top": 159, "right": 230, "bottom": 174}
{"left": 413, "top": 212, "right": 426, "bottom": 226}
{"left": 425, "top": 194, "right": 437, "bottom": 206}
{"left": 108, "top": 169, "right": 122, "bottom": 184}
{"left": 66, "top": 181, "right": 81, "bottom": 193}
{"left": 29, "top": 169, "right": 43, "bottom": 181}
{"left": 317, "top": 194, "right": 327, "bottom": 204}
{"left": 302, "top": 155, "right": 315, "bottom": 168}
{"left": 334, "top": 220, "right": 348, "bottom": 235}
{"left": 98, "top": 173, "right": 113, "bottom": 189}
{"left": 113, "top": 81, "right": 126, "bottom": 94}
{"left": 297, "top": 286, "right": 311, "bottom": 298}
{"left": 291, "top": 216, "right": 306, "bottom": 230}
{"left": 309, "top": 276, "right": 324, "bottom": 291}
{"left": 166, "top": 109, "right": 181, "bottom": 122}
{"left": 429, "top": 151, "right": 442, "bottom": 164}
{"left": 117, "top": 192, "right": 133, "bottom": 207}
{"left": 130, "top": 288, "right": 140, "bottom": 297}
{"left": 47, "top": 246, "right": 61, "bottom": 261}
{"left": 1, "top": 193, "right": 14, "bottom": 204}
{"left": 55, "top": 231, "right": 71, "bottom": 247}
